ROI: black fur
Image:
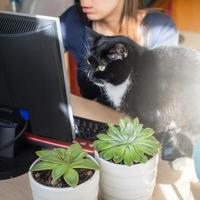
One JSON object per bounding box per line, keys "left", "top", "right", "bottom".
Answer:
{"left": 85, "top": 27, "right": 200, "bottom": 161}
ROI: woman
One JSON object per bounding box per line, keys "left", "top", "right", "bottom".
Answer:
{"left": 60, "top": 0, "right": 178, "bottom": 103}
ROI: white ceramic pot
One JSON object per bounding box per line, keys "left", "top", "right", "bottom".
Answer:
{"left": 95, "top": 151, "right": 158, "bottom": 200}
{"left": 28, "top": 155, "right": 99, "bottom": 200}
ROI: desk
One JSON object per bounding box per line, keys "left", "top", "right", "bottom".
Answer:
{"left": 0, "top": 94, "right": 199, "bottom": 200}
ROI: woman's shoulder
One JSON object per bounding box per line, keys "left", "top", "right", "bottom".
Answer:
{"left": 60, "top": 5, "right": 86, "bottom": 53}
{"left": 60, "top": 5, "right": 83, "bottom": 25}
{"left": 143, "top": 10, "right": 176, "bottom": 30}
{"left": 142, "top": 10, "right": 179, "bottom": 48}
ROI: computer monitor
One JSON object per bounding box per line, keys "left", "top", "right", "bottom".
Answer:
{"left": 0, "top": 11, "right": 75, "bottom": 144}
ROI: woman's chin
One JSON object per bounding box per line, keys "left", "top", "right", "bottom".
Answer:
{"left": 86, "top": 14, "right": 104, "bottom": 21}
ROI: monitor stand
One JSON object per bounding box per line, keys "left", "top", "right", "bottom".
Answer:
{"left": 0, "top": 141, "right": 40, "bottom": 180}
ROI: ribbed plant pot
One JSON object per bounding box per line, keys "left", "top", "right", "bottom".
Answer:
{"left": 95, "top": 151, "right": 158, "bottom": 200}
{"left": 28, "top": 155, "right": 99, "bottom": 200}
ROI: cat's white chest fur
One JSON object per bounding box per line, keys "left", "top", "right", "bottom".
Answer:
{"left": 104, "top": 76, "right": 131, "bottom": 108}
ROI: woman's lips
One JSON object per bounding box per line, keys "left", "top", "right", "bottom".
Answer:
{"left": 82, "top": 7, "right": 93, "bottom": 13}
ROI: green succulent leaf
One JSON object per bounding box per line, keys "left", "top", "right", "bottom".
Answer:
{"left": 124, "top": 147, "right": 133, "bottom": 166}
{"left": 96, "top": 134, "right": 112, "bottom": 141}
{"left": 71, "top": 159, "right": 99, "bottom": 170}
{"left": 129, "top": 146, "right": 140, "bottom": 163}
{"left": 68, "top": 143, "right": 82, "bottom": 154}
{"left": 140, "top": 128, "right": 155, "bottom": 137}
{"left": 113, "top": 145, "right": 126, "bottom": 163}
{"left": 99, "top": 148, "right": 114, "bottom": 161}
{"left": 63, "top": 168, "right": 79, "bottom": 187}
{"left": 55, "top": 148, "right": 67, "bottom": 160}
{"left": 36, "top": 149, "right": 55, "bottom": 158}
{"left": 39, "top": 155, "right": 65, "bottom": 164}
{"left": 31, "top": 161, "right": 57, "bottom": 171}
{"left": 132, "top": 117, "right": 139, "bottom": 128}
{"left": 72, "top": 151, "right": 87, "bottom": 162}
{"left": 134, "top": 124, "right": 143, "bottom": 138}
{"left": 107, "top": 124, "right": 123, "bottom": 141}
{"left": 134, "top": 146, "right": 148, "bottom": 163}
{"left": 119, "top": 118, "right": 129, "bottom": 132}
{"left": 94, "top": 117, "right": 160, "bottom": 165}
{"left": 93, "top": 140, "right": 116, "bottom": 152}
{"left": 52, "top": 164, "right": 68, "bottom": 181}
{"left": 69, "top": 143, "right": 87, "bottom": 162}
{"left": 31, "top": 143, "right": 99, "bottom": 187}
{"left": 140, "top": 145, "right": 158, "bottom": 156}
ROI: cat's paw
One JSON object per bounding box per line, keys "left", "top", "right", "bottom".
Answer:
{"left": 172, "top": 157, "right": 193, "bottom": 171}
{"left": 172, "top": 157, "right": 198, "bottom": 182}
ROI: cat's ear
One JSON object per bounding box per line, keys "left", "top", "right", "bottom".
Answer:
{"left": 85, "top": 26, "right": 102, "bottom": 47}
{"left": 108, "top": 43, "right": 128, "bottom": 60}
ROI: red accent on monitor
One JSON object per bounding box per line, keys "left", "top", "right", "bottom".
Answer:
{"left": 23, "top": 132, "right": 94, "bottom": 154}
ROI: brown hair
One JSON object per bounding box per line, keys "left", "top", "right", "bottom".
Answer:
{"left": 76, "top": 0, "right": 146, "bottom": 45}
{"left": 118, "top": 0, "right": 146, "bottom": 45}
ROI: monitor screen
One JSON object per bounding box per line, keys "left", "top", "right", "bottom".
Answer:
{"left": 0, "top": 11, "right": 75, "bottom": 143}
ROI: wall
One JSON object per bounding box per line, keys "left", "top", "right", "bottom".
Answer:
{"left": 171, "top": 0, "right": 200, "bottom": 32}
{"left": 0, "top": 0, "right": 74, "bottom": 16}
{"left": 0, "top": 0, "right": 9, "bottom": 10}
{"left": 20, "top": 0, "right": 74, "bottom": 17}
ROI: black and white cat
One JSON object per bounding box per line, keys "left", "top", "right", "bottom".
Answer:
{"left": 85, "top": 28, "right": 200, "bottom": 163}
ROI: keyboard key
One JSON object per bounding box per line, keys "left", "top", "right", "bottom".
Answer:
{"left": 73, "top": 116, "right": 108, "bottom": 141}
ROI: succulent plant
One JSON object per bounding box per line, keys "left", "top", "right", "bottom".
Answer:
{"left": 30, "top": 143, "right": 99, "bottom": 187}
{"left": 94, "top": 117, "right": 160, "bottom": 166}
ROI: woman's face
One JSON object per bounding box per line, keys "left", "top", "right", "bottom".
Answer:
{"left": 80, "top": 0, "right": 124, "bottom": 21}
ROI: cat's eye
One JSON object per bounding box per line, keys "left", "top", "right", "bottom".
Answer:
{"left": 98, "top": 65, "right": 106, "bottom": 71}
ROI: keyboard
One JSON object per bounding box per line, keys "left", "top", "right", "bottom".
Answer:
{"left": 73, "top": 116, "right": 108, "bottom": 141}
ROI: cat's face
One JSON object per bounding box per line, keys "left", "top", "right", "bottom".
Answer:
{"left": 85, "top": 28, "right": 135, "bottom": 86}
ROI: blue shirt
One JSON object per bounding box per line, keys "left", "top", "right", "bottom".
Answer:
{"left": 60, "top": 5, "right": 179, "bottom": 101}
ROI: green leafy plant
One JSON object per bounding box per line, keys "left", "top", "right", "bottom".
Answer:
{"left": 30, "top": 143, "right": 99, "bottom": 187}
{"left": 94, "top": 117, "right": 160, "bottom": 166}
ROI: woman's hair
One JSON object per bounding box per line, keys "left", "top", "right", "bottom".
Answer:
{"left": 119, "top": 0, "right": 146, "bottom": 45}
{"left": 76, "top": 0, "right": 146, "bottom": 45}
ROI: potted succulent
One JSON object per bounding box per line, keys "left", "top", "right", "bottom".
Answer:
{"left": 94, "top": 117, "right": 160, "bottom": 200}
{"left": 28, "top": 143, "right": 99, "bottom": 200}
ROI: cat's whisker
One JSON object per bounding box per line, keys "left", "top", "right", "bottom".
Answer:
{"left": 78, "top": 71, "right": 87, "bottom": 77}
{"left": 99, "top": 84, "right": 105, "bottom": 95}
{"left": 78, "top": 69, "right": 86, "bottom": 74}
{"left": 79, "top": 53, "right": 88, "bottom": 60}
{"left": 80, "top": 38, "right": 88, "bottom": 54}
{"left": 80, "top": 39, "right": 88, "bottom": 53}
{"left": 85, "top": 38, "right": 91, "bottom": 55}
{"left": 78, "top": 66, "right": 88, "bottom": 76}
{"left": 96, "top": 85, "right": 104, "bottom": 96}
{"left": 81, "top": 39, "right": 90, "bottom": 57}
{"left": 93, "top": 79, "right": 106, "bottom": 88}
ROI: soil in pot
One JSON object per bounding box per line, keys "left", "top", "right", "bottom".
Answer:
{"left": 32, "top": 168, "right": 94, "bottom": 188}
